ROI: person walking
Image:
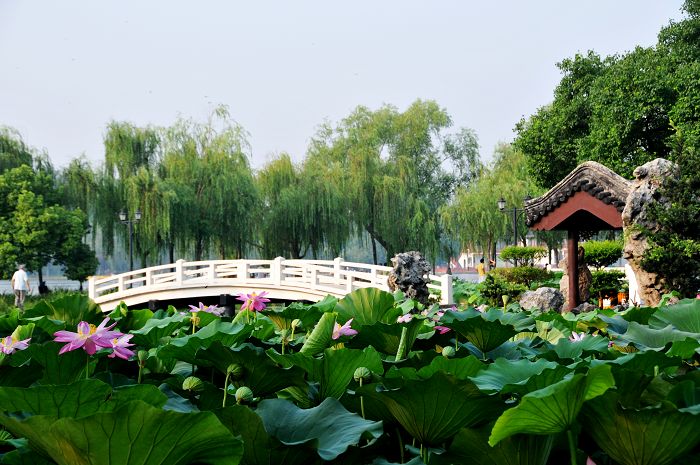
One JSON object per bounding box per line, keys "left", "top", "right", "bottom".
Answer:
{"left": 11, "top": 264, "right": 31, "bottom": 310}
{"left": 476, "top": 258, "right": 487, "bottom": 283}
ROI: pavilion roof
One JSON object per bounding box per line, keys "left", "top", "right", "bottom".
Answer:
{"left": 525, "top": 161, "right": 631, "bottom": 230}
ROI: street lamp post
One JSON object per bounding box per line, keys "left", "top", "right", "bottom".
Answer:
{"left": 497, "top": 196, "right": 531, "bottom": 246}
{"left": 119, "top": 209, "right": 141, "bottom": 271}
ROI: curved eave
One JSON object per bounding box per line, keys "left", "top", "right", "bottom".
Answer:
{"left": 525, "top": 161, "right": 631, "bottom": 230}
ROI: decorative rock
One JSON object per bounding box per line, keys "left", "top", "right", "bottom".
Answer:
{"left": 622, "top": 158, "right": 679, "bottom": 307}
{"left": 387, "top": 251, "right": 432, "bottom": 305}
{"left": 572, "top": 302, "right": 598, "bottom": 314}
{"left": 519, "top": 287, "right": 564, "bottom": 312}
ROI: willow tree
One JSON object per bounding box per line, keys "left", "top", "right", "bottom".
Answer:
{"left": 160, "top": 106, "right": 258, "bottom": 261}
{"left": 257, "top": 153, "right": 349, "bottom": 259}
{"left": 441, "top": 144, "right": 537, "bottom": 261}
{"left": 307, "top": 100, "right": 479, "bottom": 265}
{"left": 96, "top": 122, "right": 162, "bottom": 259}
{"left": 0, "top": 126, "right": 33, "bottom": 173}
{"left": 60, "top": 157, "right": 97, "bottom": 217}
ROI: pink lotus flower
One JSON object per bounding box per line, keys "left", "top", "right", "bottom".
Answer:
{"left": 53, "top": 318, "right": 121, "bottom": 355}
{"left": 434, "top": 325, "right": 451, "bottom": 334}
{"left": 332, "top": 318, "right": 358, "bottom": 340}
{"left": 432, "top": 311, "right": 445, "bottom": 322}
{"left": 189, "top": 302, "right": 223, "bottom": 316}
{"left": 107, "top": 334, "right": 135, "bottom": 360}
{"left": 569, "top": 332, "right": 586, "bottom": 342}
{"left": 397, "top": 314, "right": 413, "bottom": 323}
{"left": 237, "top": 291, "right": 270, "bottom": 312}
{"left": 0, "top": 335, "right": 31, "bottom": 354}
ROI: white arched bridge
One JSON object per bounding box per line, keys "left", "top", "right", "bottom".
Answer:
{"left": 88, "top": 258, "right": 454, "bottom": 312}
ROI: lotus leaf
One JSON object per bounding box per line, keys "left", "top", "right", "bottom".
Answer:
{"left": 255, "top": 397, "right": 383, "bottom": 461}
{"left": 489, "top": 364, "right": 615, "bottom": 445}
{"left": 335, "top": 288, "right": 397, "bottom": 325}
{"left": 582, "top": 392, "right": 700, "bottom": 465}
{"left": 358, "top": 372, "right": 503, "bottom": 446}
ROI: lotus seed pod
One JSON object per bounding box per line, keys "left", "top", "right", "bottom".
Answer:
{"left": 191, "top": 314, "right": 200, "bottom": 327}
{"left": 137, "top": 350, "right": 148, "bottom": 363}
{"left": 353, "top": 367, "right": 372, "bottom": 383}
{"left": 182, "top": 376, "right": 204, "bottom": 392}
{"left": 235, "top": 386, "right": 254, "bottom": 404}
{"left": 441, "top": 346, "right": 456, "bottom": 358}
{"left": 227, "top": 363, "right": 243, "bottom": 379}
{"left": 291, "top": 318, "right": 301, "bottom": 329}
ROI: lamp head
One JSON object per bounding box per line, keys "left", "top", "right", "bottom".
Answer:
{"left": 497, "top": 197, "right": 506, "bottom": 211}
{"left": 118, "top": 210, "right": 127, "bottom": 222}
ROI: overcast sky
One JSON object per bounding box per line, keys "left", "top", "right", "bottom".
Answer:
{"left": 0, "top": 1, "right": 686, "bottom": 170}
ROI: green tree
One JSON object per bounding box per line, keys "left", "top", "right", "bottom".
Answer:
{"left": 160, "top": 106, "right": 258, "bottom": 261}
{"left": 514, "top": 1, "right": 700, "bottom": 187}
{"left": 441, "top": 144, "right": 536, "bottom": 261}
{"left": 307, "top": 100, "right": 479, "bottom": 265}
{"left": 61, "top": 242, "right": 99, "bottom": 291}
{"left": 0, "top": 126, "right": 33, "bottom": 173}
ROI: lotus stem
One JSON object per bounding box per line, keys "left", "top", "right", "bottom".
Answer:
{"left": 222, "top": 371, "right": 231, "bottom": 408}
{"left": 396, "top": 428, "right": 404, "bottom": 464}
{"left": 395, "top": 327, "right": 408, "bottom": 362}
{"left": 359, "top": 378, "right": 365, "bottom": 419}
{"left": 85, "top": 353, "right": 89, "bottom": 380}
{"left": 567, "top": 429, "right": 577, "bottom": 465}
{"left": 454, "top": 334, "right": 458, "bottom": 352}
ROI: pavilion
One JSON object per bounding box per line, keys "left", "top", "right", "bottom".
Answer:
{"left": 524, "top": 161, "right": 631, "bottom": 311}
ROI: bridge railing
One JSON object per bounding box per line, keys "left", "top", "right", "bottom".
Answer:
{"left": 88, "top": 257, "right": 453, "bottom": 305}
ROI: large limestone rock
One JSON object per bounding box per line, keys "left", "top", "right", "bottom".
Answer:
{"left": 387, "top": 251, "right": 431, "bottom": 305}
{"left": 559, "top": 247, "right": 593, "bottom": 310}
{"left": 622, "top": 158, "right": 679, "bottom": 307}
{"left": 519, "top": 287, "right": 564, "bottom": 312}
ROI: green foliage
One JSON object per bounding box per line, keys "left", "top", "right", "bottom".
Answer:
{"left": 500, "top": 246, "right": 548, "bottom": 267}
{"left": 1, "top": 288, "right": 700, "bottom": 463}
{"left": 441, "top": 144, "right": 539, "bottom": 258}
{"left": 307, "top": 99, "right": 480, "bottom": 264}
{"left": 479, "top": 274, "right": 527, "bottom": 307}
{"left": 491, "top": 266, "right": 553, "bottom": 289}
{"left": 642, "top": 148, "right": 700, "bottom": 297}
{"left": 0, "top": 160, "right": 94, "bottom": 279}
{"left": 590, "top": 270, "right": 626, "bottom": 299}
{"left": 581, "top": 240, "right": 623, "bottom": 270}
{"left": 514, "top": 4, "right": 700, "bottom": 188}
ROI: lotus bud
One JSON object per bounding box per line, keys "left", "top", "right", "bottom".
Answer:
{"left": 227, "top": 363, "right": 243, "bottom": 379}
{"left": 441, "top": 346, "right": 456, "bottom": 358}
{"left": 353, "top": 367, "right": 372, "bottom": 383}
{"left": 502, "top": 295, "right": 510, "bottom": 307}
{"left": 182, "top": 376, "right": 204, "bottom": 392}
{"left": 137, "top": 350, "right": 148, "bottom": 363}
{"left": 235, "top": 386, "right": 254, "bottom": 404}
{"left": 291, "top": 318, "right": 301, "bottom": 329}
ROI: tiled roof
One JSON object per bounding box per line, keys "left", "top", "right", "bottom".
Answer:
{"left": 525, "top": 161, "right": 632, "bottom": 227}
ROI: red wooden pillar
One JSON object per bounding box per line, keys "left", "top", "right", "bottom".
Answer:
{"left": 567, "top": 229, "right": 579, "bottom": 311}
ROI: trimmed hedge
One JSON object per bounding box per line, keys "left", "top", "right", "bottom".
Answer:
{"left": 581, "top": 240, "right": 623, "bottom": 270}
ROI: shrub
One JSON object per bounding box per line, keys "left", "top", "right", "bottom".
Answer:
{"left": 479, "top": 274, "right": 527, "bottom": 307}
{"left": 492, "top": 266, "right": 553, "bottom": 289}
{"left": 589, "top": 270, "right": 625, "bottom": 300}
{"left": 581, "top": 240, "right": 623, "bottom": 270}
{"left": 500, "top": 246, "right": 548, "bottom": 267}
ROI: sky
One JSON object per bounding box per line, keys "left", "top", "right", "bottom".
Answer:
{"left": 0, "top": 0, "right": 687, "bottom": 170}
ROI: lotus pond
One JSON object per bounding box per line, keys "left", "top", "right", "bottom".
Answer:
{"left": 0, "top": 290, "right": 699, "bottom": 465}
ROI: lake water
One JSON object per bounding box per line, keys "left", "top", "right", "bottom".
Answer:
{"left": 0, "top": 277, "right": 82, "bottom": 295}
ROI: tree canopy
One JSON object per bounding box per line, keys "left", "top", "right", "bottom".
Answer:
{"left": 515, "top": 0, "right": 700, "bottom": 188}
